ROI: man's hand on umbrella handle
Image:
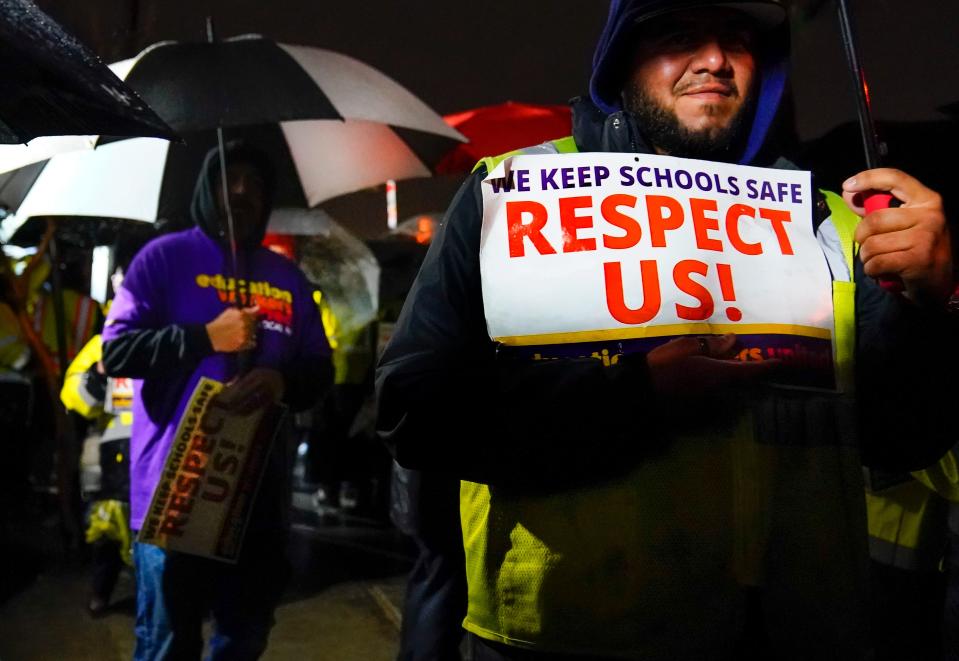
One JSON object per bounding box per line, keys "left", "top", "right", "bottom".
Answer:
{"left": 206, "top": 305, "right": 260, "bottom": 353}
{"left": 647, "top": 333, "right": 779, "bottom": 398}
{"left": 843, "top": 169, "right": 953, "bottom": 306}
{"left": 219, "top": 367, "right": 285, "bottom": 416}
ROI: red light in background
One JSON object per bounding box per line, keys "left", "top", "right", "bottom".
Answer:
{"left": 415, "top": 217, "right": 433, "bottom": 244}
{"left": 262, "top": 232, "right": 296, "bottom": 260}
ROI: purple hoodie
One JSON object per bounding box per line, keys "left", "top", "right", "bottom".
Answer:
{"left": 103, "top": 226, "right": 329, "bottom": 529}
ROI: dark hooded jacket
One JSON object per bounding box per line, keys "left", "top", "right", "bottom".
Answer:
{"left": 190, "top": 141, "right": 276, "bottom": 249}
{"left": 375, "top": 0, "right": 959, "bottom": 489}
{"left": 591, "top": 0, "right": 791, "bottom": 165}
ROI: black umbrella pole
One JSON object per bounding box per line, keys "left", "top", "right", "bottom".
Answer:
{"left": 837, "top": 0, "right": 902, "bottom": 294}
{"left": 208, "top": 18, "right": 252, "bottom": 374}
{"left": 837, "top": 0, "right": 884, "bottom": 170}
{"left": 215, "top": 128, "right": 254, "bottom": 375}
{"left": 216, "top": 126, "right": 241, "bottom": 305}
{"left": 207, "top": 17, "right": 240, "bottom": 305}
{"left": 836, "top": 0, "right": 894, "bottom": 216}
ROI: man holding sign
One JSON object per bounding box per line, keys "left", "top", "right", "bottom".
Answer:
{"left": 377, "top": 0, "right": 958, "bottom": 658}
{"left": 102, "top": 143, "right": 331, "bottom": 660}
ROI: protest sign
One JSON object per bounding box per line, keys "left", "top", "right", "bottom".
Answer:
{"left": 105, "top": 376, "right": 133, "bottom": 414}
{"left": 480, "top": 152, "right": 836, "bottom": 388}
{"left": 138, "top": 377, "right": 285, "bottom": 562}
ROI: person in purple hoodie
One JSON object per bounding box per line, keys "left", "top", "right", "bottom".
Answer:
{"left": 102, "top": 141, "right": 332, "bottom": 661}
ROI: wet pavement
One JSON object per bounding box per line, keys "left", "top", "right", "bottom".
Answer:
{"left": 0, "top": 492, "right": 414, "bottom": 660}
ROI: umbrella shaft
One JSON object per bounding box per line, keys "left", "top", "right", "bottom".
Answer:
{"left": 216, "top": 127, "right": 242, "bottom": 308}
{"left": 215, "top": 127, "right": 254, "bottom": 377}
{"left": 837, "top": 0, "right": 883, "bottom": 169}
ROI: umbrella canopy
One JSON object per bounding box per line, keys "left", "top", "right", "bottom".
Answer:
{"left": 436, "top": 101, "right": 572, "bottom": 174}
{"left": 269, "top": 207, "right": 381, "bottom": 338}
{"left": 0, "top": 126, "right": 308, "bottom": 240}
{"left": 4, "top": 215, "right": 154, "bottom": 249}
{"left": 0, "top": 0, "right": 175, "bottom": 143}
{"left": 116, "top": 35, "right": 466, "bottom": 197}
{"left": 0, "top": 36, "right": 467, "bottom": 238}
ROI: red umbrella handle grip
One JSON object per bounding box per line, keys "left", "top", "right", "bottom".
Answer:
{"left": 863, "top": 191, "right": 894, "bottom": 214}
{"left": 863, "top": 191, "right": 905, "bottom": 293}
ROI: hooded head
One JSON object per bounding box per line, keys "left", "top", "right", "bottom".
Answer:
{"left": 590, "top": 0, "right": 788, "bottom": 164}
{"left": 190, "top": 141, "right": 276, "bottom": 249}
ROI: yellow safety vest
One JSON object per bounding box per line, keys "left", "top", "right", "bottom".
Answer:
{"left": 61, "top": 334, "right": 105, "bottom": 419}
{"left": 463, "top": 139, "right": 866, "bottom": 657}
{"left": 865, "top": 442, "right": 959, "bottom": 571}
{"left": 315, "top": 290, "right": 373, "bottom": 386}
{"left": 61, "top": 334, "right": 133, "bottom": 440}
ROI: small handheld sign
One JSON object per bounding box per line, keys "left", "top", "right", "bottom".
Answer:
{"left": 480, "top": 152, "right": 837, "bottom": 389}
{"left": 137, "top": 377, "right": 286, "bottom": 563}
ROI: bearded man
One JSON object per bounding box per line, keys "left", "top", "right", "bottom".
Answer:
{"left": 376, "top": 1, "right": 958, "bottom": 658}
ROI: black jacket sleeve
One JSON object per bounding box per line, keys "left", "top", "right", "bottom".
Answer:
{"left": 855, "top": 260, "right": 959, "bottom": 471}
{"left": 375, "top": 172, "right": 659, "bottom": 490}
{"left": 80, "top": 362, "right": 108, "bottom": 404}
{"left": 101, "top": 323, "right": 214, "bottom": 379}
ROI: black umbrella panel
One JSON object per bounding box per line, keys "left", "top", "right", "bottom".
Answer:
{"left": 0, "top": 0, "right": 176, "bottom": 143}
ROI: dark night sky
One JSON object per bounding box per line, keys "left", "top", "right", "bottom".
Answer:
{"left": 42, "top": 0, "right": 959, "bottom": 135}
{"left": 36, "top": 0, "right": 959, "bottom": 234}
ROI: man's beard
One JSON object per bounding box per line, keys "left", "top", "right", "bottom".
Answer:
{"left": 623, "top": 82, "right": 754, "bottom": 162}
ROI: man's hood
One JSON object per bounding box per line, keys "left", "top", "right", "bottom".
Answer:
{"left": 190, "top": 141, "right": 276, "bottom": 248}
{"left": 589, "top": 0, "right": 789, "bottom": 165}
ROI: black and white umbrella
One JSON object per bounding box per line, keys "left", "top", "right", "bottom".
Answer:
{"left": 0, "top": 35, "right": 465, "bottom": 236}
{"left": 3, "top": 126, "right": 308, "bottom": 238}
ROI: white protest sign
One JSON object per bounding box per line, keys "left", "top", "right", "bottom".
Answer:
{"left": 138, "top": 377, "right": 285, "bottom": 563}
{"left": 480, "top": 152, "right": 836, "bottom": 385}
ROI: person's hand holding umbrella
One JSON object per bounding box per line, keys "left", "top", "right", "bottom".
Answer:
{"left": 203, "top": 305, "right": 286, "bottom": 414}
{"left": 843, "top": 168, "right": 953, "bottom": 306}
{"left": 833, "top": 0, "right": 955, "bottom": 306}
{"left": 205, "top": 305, "right": 261, "bottom": 353}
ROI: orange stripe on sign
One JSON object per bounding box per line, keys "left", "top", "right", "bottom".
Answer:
{"left": 493, "top": 322, "right": 832, "bottom": 346}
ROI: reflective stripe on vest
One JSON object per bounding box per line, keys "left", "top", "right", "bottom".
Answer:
{"left": 102, "top": 410, "right": 133, "bottom": 443}
{"left": 463, "top": 138, "right": 867, "bottom": 655}
{"left": 865, "top": 440, "right": 959, "bottom": 571}
{"left": 474, "top": 136, "right": 578, "bottom": 175}
{"left": 822, "top": 189, "right": 858, "bottom": 394}
{"left": 865, "top": 480, "right": 948, "bottom": 570}
{"left": 35, "top": 291, "right": 99, "bottom": 368}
